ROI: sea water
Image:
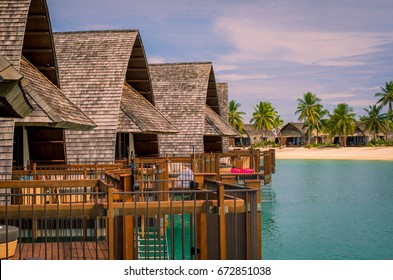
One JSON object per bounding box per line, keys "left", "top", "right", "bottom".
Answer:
{"left": 262, "top": 159, "right": 393, "bottom": 260}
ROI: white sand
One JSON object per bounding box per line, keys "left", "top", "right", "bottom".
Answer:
{"left": 273, "top": 146, "right": 393, "bottom": 161}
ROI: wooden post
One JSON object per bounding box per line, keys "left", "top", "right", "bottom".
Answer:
{"left": 215, "top": 154, "right": 220, "bottom": 180}
{"left": 263, "top": 152, "right": 272, "bottom": 185}
{"left": 244, "top": 179, "right": 262, "bottom": 259}
{"left": 94, "top": 163, "right": 98, "bottom": 179}
{"left": 218, "top": 184, "right": 226, "bottom": 260}
{"left": 196, "top": 213, "right": 207, "bottom": 259}
{"left": 107, "top": 184, "right": 115, "bottom": 260}
{"left": 269, "top": 149, "right": 276, "bottom": 174}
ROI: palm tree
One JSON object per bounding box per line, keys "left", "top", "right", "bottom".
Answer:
{"left": 273, "top": 115, "right": 284, "bottom": 144}
{"left": 375, "top": 81, "right": 393, "bottom": 141}
{"left": 360, "top": 105, "right": 387, "bottom": 142}
{"left": 250, "top": 101, "right": 277, "bottom": 146}
{"left": 228, "top": 100, "right": 246, "bottom": 133}
{"left": 295, "top": 92, "right": 323, "bottom": 145}
{"left": 313, "top": 106, "right": 329, "bottom": 144}
{"left": 328, "top": 103, "right": 357, "bottom": 147}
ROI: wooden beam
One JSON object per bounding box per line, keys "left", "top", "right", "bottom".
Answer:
{"left": 35, "top": 66, "right": 56, "bottom": 71}
{"left": 129, "top": 56, "right": 145, "bottom": 60}
{"left": 0, "top": 179, "right": 99, "bottom": 189}
{"left": 24, "top": 31, "right": 50, "bottom": 36}
{"left": 23, "top": 48, "right": 53, "bottom": 54}
{"left": 126, "top": 67, "right": 147, "bottom": 71}
{"left": 218, "top": 184, "right": 227, "bottom": 260}
{"left": 126, "top": 79, "right": 150, "bottom": 83}
{"left": 0, "top": 203, "right": 104, "bottom": 219}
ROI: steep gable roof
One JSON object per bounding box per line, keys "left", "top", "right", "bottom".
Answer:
{"left": 0, "top": 0, "right": 85, "bottom": 177}
{"left": 280, "top": 122, "right": 307, "bottom": 137}
{"left": 16, "top": 57, "right": 95, "bottom": 130}
{"left": 205, "top": 105, "right": 239, "bottom": 137}
{"left": 119, "top": 83, "right": 178, "bottom": 134}
{"left": 54, "top": 30, "right": 163, "bottom": 162}
{"left": 150, "top": 62, "right": 216, "bottom": 155}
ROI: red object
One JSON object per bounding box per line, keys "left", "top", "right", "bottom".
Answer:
{"left": 230, "top": 168, "right": 254, "bottom": 174}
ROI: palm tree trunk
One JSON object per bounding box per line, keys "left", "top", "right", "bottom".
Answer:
{"left": 388, "top": 102, "right": 392, "bottom": 141}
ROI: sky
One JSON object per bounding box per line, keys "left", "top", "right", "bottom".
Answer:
{"left": 47, "top": 0, "right": 393, "bottom": 123}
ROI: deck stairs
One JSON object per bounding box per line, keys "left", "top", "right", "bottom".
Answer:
{"left": 137, "top": 227, "right": 168, "bottom": 260}
{"left": 261, "top": 184, "right": 273, "bottom": 202}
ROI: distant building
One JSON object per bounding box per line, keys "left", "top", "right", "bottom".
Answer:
{"left": 279, "top": 122, "right": 306, "bottom": 146}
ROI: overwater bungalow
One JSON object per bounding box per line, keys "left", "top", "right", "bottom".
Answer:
{"left": 0, "top": 1, "right": 275, "bottom": 261}
{"left": 0, "top": 0, "right": 95, "bottom": 180}
{"left": 149, "top": 62, "right": 238, "bottom": 156}
{"left": 53, "top": 30, "right": 178, "bottom": 162}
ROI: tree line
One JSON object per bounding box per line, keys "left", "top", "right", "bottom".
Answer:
{"left": 228, "top": 81, "right": 393, "bottom": 147}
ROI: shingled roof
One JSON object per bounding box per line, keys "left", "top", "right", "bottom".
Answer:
{"left": 150, "top": 62, "right": 227, "bottom": 155}
{"left": 0, "top": 0, "right": 94, "bottom": 177}
{"left": 205, "top": 105, "right": 238, "bottom": 137}
{"left": 0, "top": 55, "right": 34, "bottom": 118}
{"left": 16, "top": 57, "right": 95, "bottom": 130}
{"left": 217, "top": 82, "right": 230, "bottom": 152}
{"left": 119, "top": 83, "right": 178, "bottom": 134}
{"left": 54, "top": 30, "right": 175, "bottom": 162}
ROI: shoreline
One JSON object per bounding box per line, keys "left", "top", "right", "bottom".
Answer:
{"left": 272, "top": 146, "right": 393, "bottom": 161}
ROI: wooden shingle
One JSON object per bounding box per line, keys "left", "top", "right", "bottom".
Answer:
{"left": 205, "top": 105, "right": 238, "bottom": 137}
{"left": 1, "top": 0, "right": 95, "bottom": 177}
{"left": 0, "top": 0, "right": 30, "bottom": 179}
{"left": 150, "top": 62, "right": 226, "bottom": 155}
{"left": 120, "top": 84, "right": 178, "bottom": 134}
{"left": 217, "top": 82, "right": 230, "bottom": 152}
{"left": 54, "top": 30, "right": 174, "bottom": 162}
{"left": 16, "top": 57, "right": 96, "bottom": 130}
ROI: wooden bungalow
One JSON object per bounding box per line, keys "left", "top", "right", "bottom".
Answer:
{"left": 54, "top": 30, "right": 178, "bottom": 162}
{"left": 0, "top": 0, "right": 96, "bottom": 181}
{"left": 279, "top": 122, "right": 306, "bottom": 146}
{"left": 333, "top": 122, "right": 385, "bottom": 146}
{"left": 149, "top": 62, "right": 238, "bottom": 156}
{"left": 242, "top": 124, "right": 277, "bottom": 146}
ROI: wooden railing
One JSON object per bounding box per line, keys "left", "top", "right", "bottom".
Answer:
{"left": 0, "top": 177, "right": 261, "bottom": 260}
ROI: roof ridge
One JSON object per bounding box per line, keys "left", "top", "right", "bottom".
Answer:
{"left": 149, "top": 61, "right": 212, "bottom": 66}
{"left": 54, "top": 29, "right": 139, "bottom": 35}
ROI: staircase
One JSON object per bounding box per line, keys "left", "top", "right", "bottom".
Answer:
{"left": 261, "top": 184, "right": 274, "bottom": 202}
{"left": 137, "top": 227, "right": 168, "bottom": 260}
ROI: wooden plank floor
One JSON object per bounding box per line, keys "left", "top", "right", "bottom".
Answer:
{"left": 10, "top": 241, "right": 108, "bottom": 260}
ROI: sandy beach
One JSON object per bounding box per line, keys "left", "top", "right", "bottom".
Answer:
{"left": 273, "top": 146, "right": 393, "bottom": 161}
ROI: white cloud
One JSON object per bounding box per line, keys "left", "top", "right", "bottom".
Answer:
{"left": 213, "top": 64, "right": 238, "bottom": 72}
{"left": 214, "top": 17, "right": 392, "bottom": 67}
{"left": 217, "top": 73, "right": 274, "bottom": 82}
{"left": 148, "top": 56, "right": 166, "bottom": 64}
{"left": 318, "top": 92, "right": 357, "bottom": 100}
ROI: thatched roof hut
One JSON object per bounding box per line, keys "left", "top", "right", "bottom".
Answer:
{"left": 54, "top": 30, "right": 178, "bottom": 162}
{"left": 279, "top": 122, "right": 306, "bottom": 146}
{"left": 0, "top": 0, "right": 95, "bottom": 176}
{"left": 149, "top": 62, "right": 238, "bottom": 155}
{"left": 243, "top": 124, "right": 277, "bottom": 145}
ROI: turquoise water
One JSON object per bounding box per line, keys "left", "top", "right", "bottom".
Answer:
{"left": 262, "top": 159, "right": 393, "bottom": 260}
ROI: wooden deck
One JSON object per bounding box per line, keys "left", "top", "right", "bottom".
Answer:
{"left": 10, "top": 241, "right": 108, "bottom": 260}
